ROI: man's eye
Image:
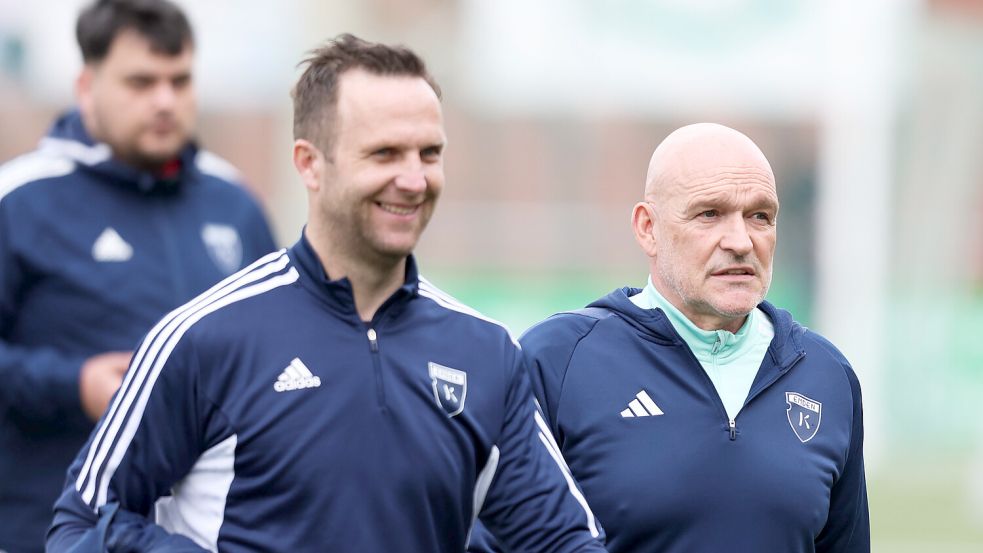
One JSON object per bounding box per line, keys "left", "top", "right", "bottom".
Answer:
{"left": 373, "top": 148, "right": 396, "bottom": 158}
{"left": 126, "top": 77, "right": 154, "bottom": 90}
{"left": 752, "top": 212, "right": 772, "bottom": 223}
{"left": 421, "top": 146, "right": 442, "bottom": 162}
{"left": 700, "top": 210, "right": 717, "bottom": 218}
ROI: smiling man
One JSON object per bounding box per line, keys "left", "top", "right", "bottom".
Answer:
{"left": 472, "top": 123, "right": 870, "bottom": 553}
{"left": 47, "top": 34, "right": 605, "bottom": 553}
{"left": 0, "top": 2, "right": 275, "bottom": 551}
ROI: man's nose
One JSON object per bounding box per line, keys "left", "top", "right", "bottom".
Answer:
{"left": 719, "top": 214, "right": 754, "bottom": 255}
{"left": 393, "top": 157, "right": 427, "bottom": 192}
{"left": 152, "top": 83, "right": 177, "bottom": 111}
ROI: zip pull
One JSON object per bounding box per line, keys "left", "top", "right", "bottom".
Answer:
{"left": 367, "top": 328, "right": 379, "bottom": 352}
{"left": 712, "top": 334, "right": 722, "bottom": 355}
{"left": 728, "top": 419, "right": 737, "bottom": 441}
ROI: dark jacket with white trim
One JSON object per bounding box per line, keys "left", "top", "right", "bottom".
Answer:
{"left": 471, "top": 287, "right": 869, "bottom": 553}
{"left": 0, "top": 111, "right": 275, "bottom": 553}
{"left": 47, "top": 236, "right": 605, "bottom": 552}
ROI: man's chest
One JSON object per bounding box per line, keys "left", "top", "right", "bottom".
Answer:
{"left": 555, "top": 347, "right": 852, "bottom": 543}
{"left": 198, "top": 318, "right": 509, "bottom": 500}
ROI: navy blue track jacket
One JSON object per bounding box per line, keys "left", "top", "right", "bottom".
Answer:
{"left": 472, "top": 288, "right": 869, "bottom": 553}
{"left": 0, "top": 111, "right": 276, "bottom": 553}
{"left": 47, "top": 236, "right": 605, "bottom": 552}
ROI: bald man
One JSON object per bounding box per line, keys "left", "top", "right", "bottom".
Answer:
{"left": 470, "top": 123, "right": 869, "bottom": 553}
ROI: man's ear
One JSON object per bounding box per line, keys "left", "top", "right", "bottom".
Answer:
{"left": 76, "top": 66, "right": 95, "bottom": 120}
{"left": 293, "top": 139, "right": 323, "bottom": 192}
{"left": 631, "top": 202, "right": 659, "bottom": 257}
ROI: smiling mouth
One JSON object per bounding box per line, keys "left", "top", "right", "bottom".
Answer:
{"left": 376, "top": 202, "right": 418, "bottom": 216}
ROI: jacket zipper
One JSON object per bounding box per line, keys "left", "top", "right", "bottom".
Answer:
{"left": 366, "top": 327, "right": 387, "bottom": 412}
{"left": 678, "top": 339, "right": 734, "bottom": 440}
{"left": 710, "top": 336, "right": 738, "bottom": 441}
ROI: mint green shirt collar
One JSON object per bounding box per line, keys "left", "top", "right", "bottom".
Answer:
{"left": 629, "top": 276, "right": 758, "bottom": 363}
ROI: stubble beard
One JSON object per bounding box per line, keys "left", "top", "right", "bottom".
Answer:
{"left": 93, "top": 107, "right": 187, "bottom": 171}
{"left": 656, "top": 239, "right": 769, "bottom": 323}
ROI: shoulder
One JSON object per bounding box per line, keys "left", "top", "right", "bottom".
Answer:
{"left": 159, "top": 249, "right": 296, "bottom": 346}
{"left": 520, "top": 309, "right": 607, "bottom": 358}
{"left": 194, "top": 150, "right": 243, "bottom": 184}
{"left": 798, "top": 326, "right": 863, "bottom": 403}
{"left": 190, "top": 151, "right": 268, "bottom": 217}
{"left": 0, "top": 148, "right": 76, "bottom": 204}
{"left": 416, "top": 276, "right": 518, "bottom": 347}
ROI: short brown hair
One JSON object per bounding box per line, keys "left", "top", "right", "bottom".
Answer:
{"left": 77, "top": 0, "right": 193, "bottom": 63}
{"left": 291, "top": 33, "right": 441, "bottom": 153}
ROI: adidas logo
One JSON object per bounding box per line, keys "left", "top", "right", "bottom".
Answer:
{"left": 273, "top": 358, "right": 321, "bottom": 392}
{"left": 620, "top": 390, "right": 664, "bottom": 418}
{"left": 92, "top": 227, "right": 133, "bottom": 262}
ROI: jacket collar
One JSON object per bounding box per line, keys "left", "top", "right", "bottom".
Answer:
{"left": 41, "top": 109, "right": 200, "bottom": 195}
{"left": 590, "top": 287, "right": 805, "bottom": 370}
{"left": 287, "top": 231, "right": 419, "bottom": 322}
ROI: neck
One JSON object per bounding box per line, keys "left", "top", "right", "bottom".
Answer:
{"left": 689, "top": 312, "right": 747, "bottom": 334}
{"left": 304, "top": 225, "right": 406, "bottom": 322}
{"left": 649, "top": 275, "right": 748, "bottom": 334}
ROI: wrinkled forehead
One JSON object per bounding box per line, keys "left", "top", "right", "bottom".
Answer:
{"left": 666, "top": 162, "right": 778, "bottom": 211}
{"left": 679, "top": 166, "right": 779, "bottom": 210}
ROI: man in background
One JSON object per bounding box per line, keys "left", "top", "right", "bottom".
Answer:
{"left": 0, "top": 1, "right": 275, "bottom": 550}
{"left": 472, "top": 123, "right": 869, "bottom": 552}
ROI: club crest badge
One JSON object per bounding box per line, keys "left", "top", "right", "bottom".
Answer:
{"left": 786, "top": 391, "right": 822, "bottom": 443}
{"left": 201, "top": 223, "right": 243, "bottom": 275}
{"left": 429, "top": 362, "right": 467, "bottom": 417}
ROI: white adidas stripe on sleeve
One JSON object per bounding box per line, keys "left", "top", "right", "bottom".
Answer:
{"left": 77, "top": 250, "right": 288, "bottom": 497}
{"left": 77, "top": 250, "right": 294, "bottom": 507}
{"left": 533, "top": 409, "right": 599, "bottom": 538}
{"left": 91, "top": 268, "right": 298, "bottom": 508}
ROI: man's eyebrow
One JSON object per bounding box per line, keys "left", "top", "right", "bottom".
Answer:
{"left": 685, "top": 193, "right": 778, "bottom": 212}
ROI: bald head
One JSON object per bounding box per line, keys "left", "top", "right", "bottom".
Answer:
{"left": 632, "top": 123, "right": 779, "bottom": 333}
{"left": 644, "top": 123, "right": 775, "bottom": 203}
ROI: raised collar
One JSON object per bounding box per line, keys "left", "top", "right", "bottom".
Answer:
{"left": 41, "top": 109, "right": 200, "bottom": 195}
{"left": 590, "top": 287, "right": 804, "bottom": 370}
{"left": 288, "top": 231, "right": 419, "bottom": 323}
{"left": 629, "top": 276, "right": 761, "bottom": 362}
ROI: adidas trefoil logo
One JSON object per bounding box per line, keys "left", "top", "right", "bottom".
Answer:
{"left": 92, "top": 227, "right": 133, "bottom": 262}
{"left": 273, "top": 358, "right": 321, "bottom": 392}
{"left": 620, "top": 390, "right": 664, "bottom": 418}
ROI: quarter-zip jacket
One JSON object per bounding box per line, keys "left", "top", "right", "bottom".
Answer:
{"left": 482, "top": 288, "right": 868, "bottom": 553}
{"left": 48, "top": 236, "right": 605, "bottom": 552}
{"left": 0, "top": 111, "right": 275, "bottom": 553}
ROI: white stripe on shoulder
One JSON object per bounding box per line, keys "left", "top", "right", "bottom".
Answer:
{"left": 195, "top": 150, "right": 241, "bottom": 182}
{"left": 0, "top": 150, "right": 74, "bottom": 201}
{"left": 85, "top": 261, "right": 297, "bottom": 508}
{"left": 39, "top": 137, "right": 111, "bottom": 166}
{"left": 76, "top": 249, "right": 295, "bottom": 507}
{"left": 417, "top": 277, "right": 518, "bottom": 346}
{"left": 534, "top": 409, "right": 600, "bottom": 538}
